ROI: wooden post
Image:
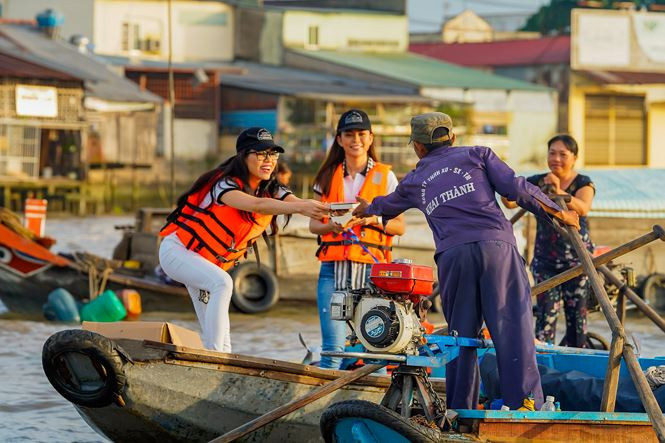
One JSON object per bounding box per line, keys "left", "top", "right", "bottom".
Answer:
{"left": 623, "top": 344, "right": 665, "bottom": 442}
{"left": 599, "top": 265, "right": 665, "bottom": 335}
{"left": 209, "top": 363, "right": 385, "bottom": 443}
{"left": 532, "top": 225, "right": 665, "bottom": 296}
{"left": 552, "top": 196, "right": 623, "bottom": 411}
{"left": 554, "top": 197, "right": 665, "bottom": 437}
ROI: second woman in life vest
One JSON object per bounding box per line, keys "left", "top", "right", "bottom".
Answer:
{"left": 159, "top": 127, "right": 329, "bottom": 352}
{"left": 309, "top": 109, "right": 405, "bottom": 369}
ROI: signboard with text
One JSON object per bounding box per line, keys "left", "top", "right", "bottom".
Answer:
{"left": 15, "top": 85, "right": 58, "bottom": 118}
{"left": 572, "top": 8, "right": 665, "bottom": 73}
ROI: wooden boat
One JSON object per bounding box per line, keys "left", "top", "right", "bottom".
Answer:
{"left": 41, "top": 329, "right": 446, "bottom": 442}
{"left": 0, "top": 223, "right": 190, "bottom": 317}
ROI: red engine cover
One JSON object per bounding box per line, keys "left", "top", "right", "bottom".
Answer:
{"left": 370, "top": 262, "right": 434, "bottom": 296}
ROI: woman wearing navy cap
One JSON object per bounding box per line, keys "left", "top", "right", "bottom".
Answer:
{"left": 309, "top": 109, "right": 405, "bottom": 369}
{"left": 159, "top": 127, "right": 329, "bottom": 352}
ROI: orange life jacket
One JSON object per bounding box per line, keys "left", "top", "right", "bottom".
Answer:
{"left": 160, "top": 176, "right": 273, "bottom": 270}
{"left": 317, "top": 162, "right": 393, "bottom": 264}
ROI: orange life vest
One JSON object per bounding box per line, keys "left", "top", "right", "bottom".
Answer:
{"left": 317, "top": 162, "right": 393, "bottom": 264}
{"left": 160, "top": 176, "right": 273, "bottom": 270}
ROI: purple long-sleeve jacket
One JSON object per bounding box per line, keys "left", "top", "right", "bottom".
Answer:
{"left": 366, "top": 146, "right": 561, "bottom": 256}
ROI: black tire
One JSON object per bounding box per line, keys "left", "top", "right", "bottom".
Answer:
{"left": 320, "top": 400, "right": 442, "bottom": 443}
{"left": 640, "top": 273, "right": 665, "bottom": 312}
{"left": 557, "top": 331, "right": 609, "bottom": 350}
{"left": 229, "top": 262, "right": 279, "bottom": 314}
{"left": 42, "top": 329, "right": 126, "bottom": 408}
{"left": 585, "top": 331, "right": 610, "bottom": 350}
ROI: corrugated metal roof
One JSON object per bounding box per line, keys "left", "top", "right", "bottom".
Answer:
{"left": 290, "top": 49, "right": 551, "bottom": 91}
{"left": 0, "top": 51, "right": 79, "bottom": 80}
{"left": 520, "top": 168, "right": 665, "bottom": 219}
{"left": 220, "top": 61, "right": 433, "bottom": 102}
{"left": 409, "top": 36, "right": 571, "bottom": 67}
{"left": 0, "top": 24, "right": 161, "bottom": 103}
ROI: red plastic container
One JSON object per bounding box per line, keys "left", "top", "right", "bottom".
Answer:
{"left": 370, "top": 262, "right": 434, "bottom": 296}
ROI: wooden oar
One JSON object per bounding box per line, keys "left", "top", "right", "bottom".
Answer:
{"left": 209, "top": 363, "right": 385, "bottom": 443}
{"left": 509, "top": 207, "right": 527, "bottom": 225}
{"left": 598, "top": 265, "right": 665, "bottom": 335}
{"left": 552, "top": 197, "right": 665, "bottom": 440}
{"left": 532, "top": 225, "right": 665, "bottom": 296}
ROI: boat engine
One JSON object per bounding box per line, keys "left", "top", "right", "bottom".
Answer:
{"left": 330, "top": 259, "right": 434, "bottom": 355}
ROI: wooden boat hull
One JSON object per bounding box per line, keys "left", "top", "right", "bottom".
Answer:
{"left": 0, "top": 263, "right": 191, "bottom": 317}
{"left": 42, "top": 330, "right": 436, "bottom": 442}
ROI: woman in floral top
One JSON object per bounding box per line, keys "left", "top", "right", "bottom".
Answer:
{"left": 528, "top": 135, "right": 595, "bottom": 347}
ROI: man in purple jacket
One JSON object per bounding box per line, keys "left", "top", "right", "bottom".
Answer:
{"left": 353, "top": 112, "right": 580, "bottom": 410}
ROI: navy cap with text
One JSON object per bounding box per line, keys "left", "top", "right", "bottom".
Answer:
{"left": 236, "top": 127, "right": 284, "bottom": 153}
{"left": 336, "top": 109, "right": 372, "bottom": 133}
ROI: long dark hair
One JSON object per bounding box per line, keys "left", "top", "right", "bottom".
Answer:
{"left": 313, "top": 135, "right": 378, "bottom": 197}
{"left": 174, "top": 152, "right": 287, "bottom": 234}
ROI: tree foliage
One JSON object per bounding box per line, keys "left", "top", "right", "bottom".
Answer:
{"left": 521, "top": 0, "right": 665, "bottom": 35}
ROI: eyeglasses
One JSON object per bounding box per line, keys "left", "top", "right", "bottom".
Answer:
{"left": 248, "top": 150, "right": 280, "bottom": 162}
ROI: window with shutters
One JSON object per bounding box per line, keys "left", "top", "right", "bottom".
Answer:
{"left": 584, "top": 94, "right": 645, "bottom": 166}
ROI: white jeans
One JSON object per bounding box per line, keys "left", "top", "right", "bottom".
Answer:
{"left": 159, "top": 233, "right": 233, "bottom": 352}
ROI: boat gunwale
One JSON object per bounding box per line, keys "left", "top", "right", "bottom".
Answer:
{"left": 457, "top": 409, "right": 653, "bottom": 423}
{"left": 140, "top": 340, "right": 399, "bottom": 388}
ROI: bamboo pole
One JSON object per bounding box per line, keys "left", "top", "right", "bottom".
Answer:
{"left": 553, "top": 197, "right": 665, "bottom": 438}
{"left": 599, "top": 265, "right": 665, "bottom": 335}
{"left": 209, "top": 363, "right": 385, "bottom": 443}
{"left": 532, "top": 225, "right": 665, "bottom": 296}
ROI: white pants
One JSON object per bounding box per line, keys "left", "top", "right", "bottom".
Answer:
{"left": 159, "top": 233, "right": 233, "bottom": 352}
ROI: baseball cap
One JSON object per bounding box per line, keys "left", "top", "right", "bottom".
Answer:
{"left": 409, "top": 112, "right": 454, "bottom": 144}
{"left": 336, "top": 109, "right": 372, "bottom": 133}
{"left": 236, "top": 127, "right": 284, "bottom": 154}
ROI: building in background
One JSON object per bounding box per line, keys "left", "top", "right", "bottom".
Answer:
{"left": 235, "top": 3, "right": 557, "bottom": 169}
{"left": 410, "top": 35, "right": 571, "bottom": 134}
{"left": 569, "top": 8, "right": 665, "bottom": 168}
{"left": 219, "top": 61, "right": 436, "bottom": 173}
{"left": 0, "top": 19, "right": 161, "bottom": 180}
{"left": 410, "top": 9, "right": 540, "bottom": 44}
{"left": 1, "top": 0, "right": 236, "bottom": 63}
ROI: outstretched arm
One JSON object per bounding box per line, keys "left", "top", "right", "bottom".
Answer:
{"left": 483, "top": 149, "right": 579, "bottom": 229}
{"left": 221, "top": 190, "right": 329, "bottom": 219}
{"left": 353, "top": 178, "right": 415, "bottom": 223}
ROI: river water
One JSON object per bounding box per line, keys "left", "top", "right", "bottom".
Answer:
{"left": 1, "top": 216, "right": 664, "bottom": 442}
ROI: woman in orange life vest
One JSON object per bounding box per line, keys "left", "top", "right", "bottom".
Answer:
{"left": 309, "top": 109, "right": 405, "bottom": 369}
{"left": 159, "top": 127, "right": 329, "bottom": 352}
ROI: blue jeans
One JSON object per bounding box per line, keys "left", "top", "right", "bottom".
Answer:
{"left": 317, "top": 262, "right": 347, "bottom": 369}
{"left": 317, "top": 262, "right": 387, "bottom": 375}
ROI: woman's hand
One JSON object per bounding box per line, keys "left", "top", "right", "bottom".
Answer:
{"left": 328, "top": 219, "right": 345, "bottom": 234}
{"left": 297, "top": 200, "right": 330, "bottom": 219}
{"left": 559, "top": 209, "right": 580, "bottom": 231}
{"left": 345, "top": 215, "right": 377, "bottom": 229}
{"left": 544, "top": 173, "right": 562, "bottom": 194}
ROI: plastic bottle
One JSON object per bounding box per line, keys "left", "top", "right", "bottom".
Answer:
{"left": 540, "top": 395, "right": 556, "bottom": 411}
{"left": 500, "top": 405, "right": 510, "bottom": 411}
{"left": 555, "top": 401, "right": 561, "bottom": 411}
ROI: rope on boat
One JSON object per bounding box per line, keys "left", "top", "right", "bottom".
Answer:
{"left": 71, "top": 252, "right": 118, "bottom": 299}
{"left": 0, "top": 207, "right": 37, "bottom": 240}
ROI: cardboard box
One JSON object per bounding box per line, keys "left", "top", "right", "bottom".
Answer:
{"left": 82, "top": 321, "right": 203, "bottom": 349}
